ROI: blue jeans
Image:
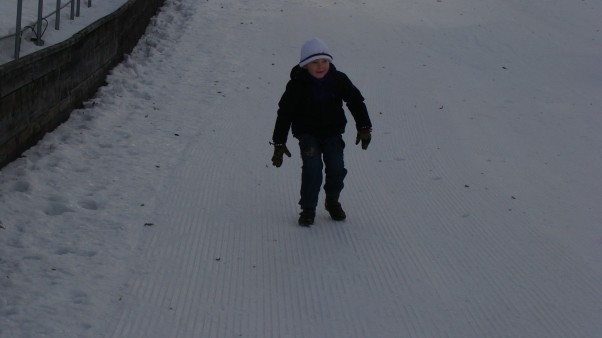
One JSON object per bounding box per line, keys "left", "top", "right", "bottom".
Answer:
{"left": 296, "top": 134, "right": 348, "bottom": 209}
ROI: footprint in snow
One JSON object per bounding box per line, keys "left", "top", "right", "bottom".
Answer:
{"left": 12, "top": 181, "right": 31, "bottom": 193}
{"left": 44, "top": 200, "right": 74, "bottom": 216}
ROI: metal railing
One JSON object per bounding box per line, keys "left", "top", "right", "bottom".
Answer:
{"left": 0, "top": 0, "right": 93, "bottom": 60}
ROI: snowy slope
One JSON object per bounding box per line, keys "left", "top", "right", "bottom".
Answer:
{"left": 1, "top": 0, "right": 602, "bottom": 337}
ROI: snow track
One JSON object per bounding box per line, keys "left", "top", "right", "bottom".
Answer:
{"left": 106, "top": 0, "right": 602, "bottom": 337}
{"left": 2, "top": 0, "right": 602, "bottom": 337}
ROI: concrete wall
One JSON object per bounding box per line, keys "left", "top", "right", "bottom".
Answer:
{"left": 0, "top": 0, "right": 165, "bottom": 168}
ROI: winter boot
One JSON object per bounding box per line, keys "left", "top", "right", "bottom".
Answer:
{"left": 325, "top": 197, "right": 346, "bottom": 221}
{"left": 298, "top": 208, "right": 316, "bottom": 227}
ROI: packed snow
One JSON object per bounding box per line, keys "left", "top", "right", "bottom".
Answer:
{"left": 1, "top": 0, "right": 602, "bottom": 337}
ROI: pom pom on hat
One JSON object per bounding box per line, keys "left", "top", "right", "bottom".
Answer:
{"left": 299, "top": 38, "right": 333, "bottom": 67}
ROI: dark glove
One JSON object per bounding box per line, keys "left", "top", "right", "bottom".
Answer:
{"left": 355, "top": 127, "right": 372, "bottom": 150}
{"left": 271, "top": 144, "right": 291, "bottom": 167}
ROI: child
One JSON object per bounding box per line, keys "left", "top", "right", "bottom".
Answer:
{"left": 271, "top": 38, "right": 372, "bottom": 227}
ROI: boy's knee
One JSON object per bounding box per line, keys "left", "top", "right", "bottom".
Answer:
{"left": 302, "top": 146, "right": 318, "bottom": 158}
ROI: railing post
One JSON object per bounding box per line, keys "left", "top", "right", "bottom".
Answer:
{"left": 34, "top": 0, "right": 45, "bottom": 46}
{"left": 88, "top": 0, "right": 92, "bottom": 8}
{"left": 76, "top": 0, "right": 81, "bottom": 17}
{"left": 14, "top": 0, "right": 23, "bottom": 59}
{"left": 55, "top": 0, "right": 61, "bottom": 30}
{"left": 70, "top": 0, "right": 75, "bottom": 20}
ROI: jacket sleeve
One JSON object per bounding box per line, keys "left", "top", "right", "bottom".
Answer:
{"left": 271, "top": 80, "right": 295, "bottom": 145}
{"left": 340, "top": 73, "right": 372, "bottom": 129}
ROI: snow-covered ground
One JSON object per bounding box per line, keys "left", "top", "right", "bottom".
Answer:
{"left": 0, "top": 0, "right": 126, "bottom": 64}
{"left": 2, "top": 0, "right": 602, "bottom": 336}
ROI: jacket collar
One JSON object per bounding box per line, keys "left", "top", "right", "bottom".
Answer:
{"left": 290, "top": 63, "right": 337, "bottom": 81}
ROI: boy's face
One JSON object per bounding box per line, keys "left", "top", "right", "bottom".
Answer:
{"left": 305, "top": 58, "right": 330, "bottom": 79}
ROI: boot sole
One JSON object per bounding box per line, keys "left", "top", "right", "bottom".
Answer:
{"left": 329, "top": 215, "right": 346, "bottom": 221}
{"left": 298, "top": 220, "right": 313, "bottom": 227}
{"left": 326, "top": 208, "right": 346, "bottom": 221}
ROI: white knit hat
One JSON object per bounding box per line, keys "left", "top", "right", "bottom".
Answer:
{"left": 299, "top": 38, "right": 333, "bottom": 67}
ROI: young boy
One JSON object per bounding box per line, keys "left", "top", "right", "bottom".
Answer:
{"left": 271, "top": 38, "right": 372, "bottom": 227}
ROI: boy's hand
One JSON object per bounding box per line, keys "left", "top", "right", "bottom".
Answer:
{"left": 272, "top": 144, "right": 291, "bottom": 167}
{"left": 355, "top": 127, "right": 372, "bottom": 150}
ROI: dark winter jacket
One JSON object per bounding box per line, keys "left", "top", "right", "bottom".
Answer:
{"left": 271, "top": 64, "right": 372, "bottom": 145}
